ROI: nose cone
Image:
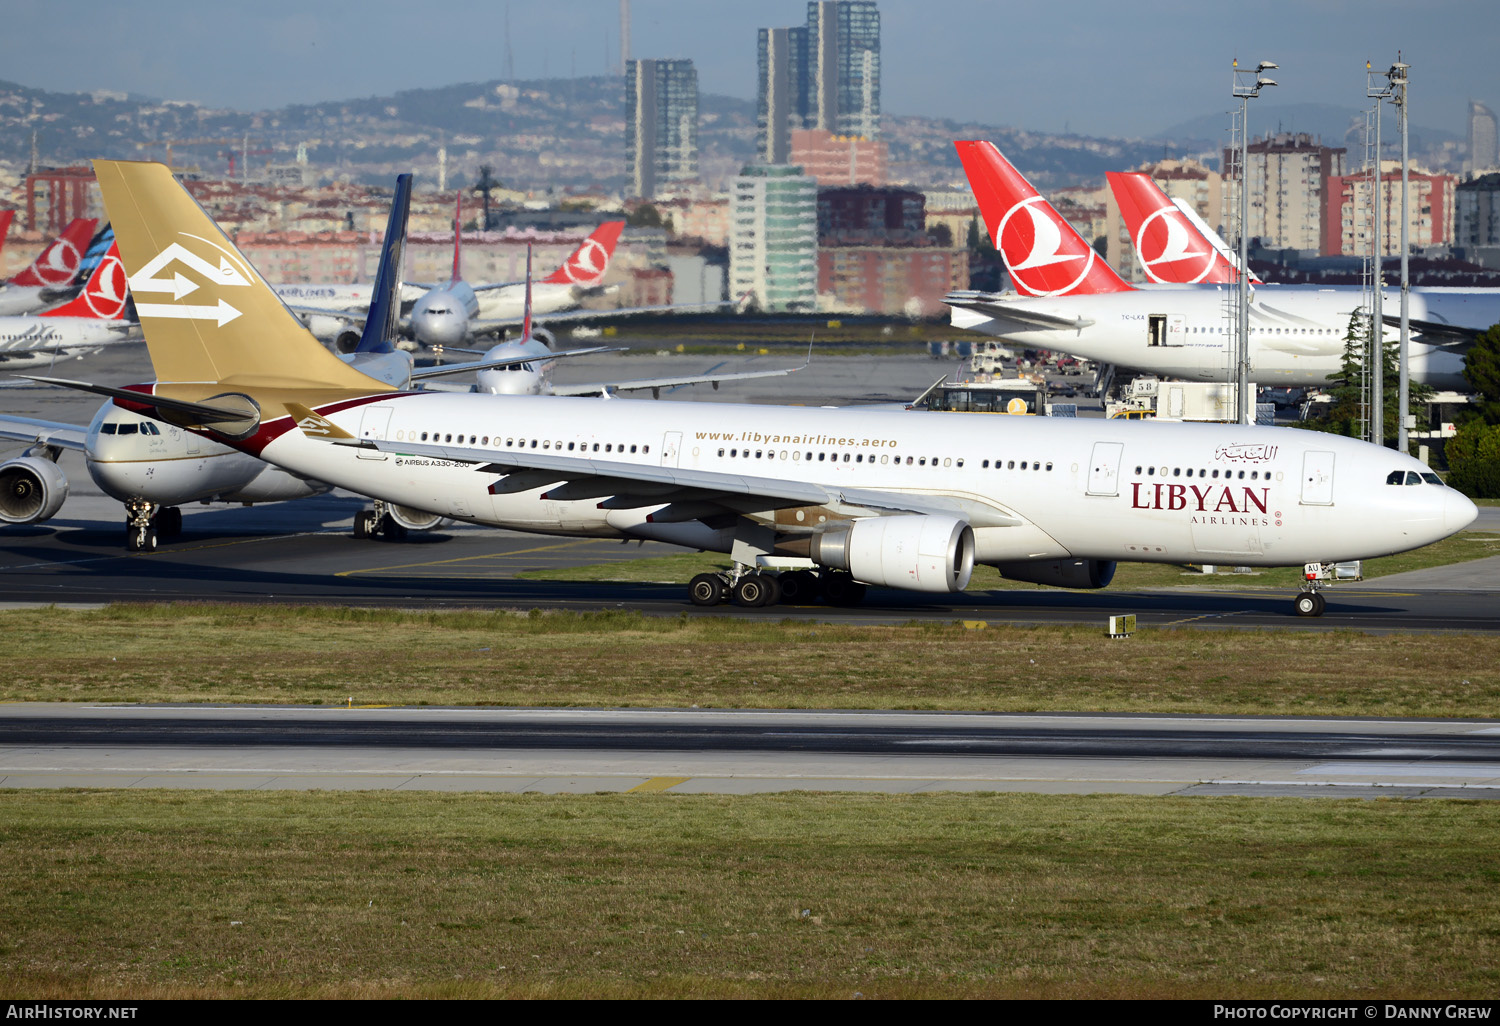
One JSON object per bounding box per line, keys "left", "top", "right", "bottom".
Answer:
{"left": 1445, "top": 488, "right": 1479, "bottom": 535}
{"left": 413, "top": 310, "right": 465, "bottom": 348}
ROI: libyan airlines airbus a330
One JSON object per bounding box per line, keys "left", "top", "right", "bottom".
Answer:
{"left": 25, "top": 159, "right": 1478, "bottom": 617}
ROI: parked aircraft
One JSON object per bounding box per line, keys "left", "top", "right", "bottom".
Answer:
{"left": 35, "top": 158, "right": 1479, "bottom": 616}
{"left": 946, "top": 141, "right": 1494, "bottom": 389}
{"left": 0, "top": 240, "right": 137, "bottom": 369}
{"left": 0, "top": 181, "right": 797, "bottom": 548}
{"left": 0, "top": 218, "right": 99, "bottom": 316}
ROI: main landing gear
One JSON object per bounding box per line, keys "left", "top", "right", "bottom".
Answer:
{"left": 688, "top": 566, "right": 866, "bottom": 609}
{"left": 352, "top": 501, "right": 408, "bottom": 541}
{"left": 124, "top": 500, "right": 182, "bottom": 553}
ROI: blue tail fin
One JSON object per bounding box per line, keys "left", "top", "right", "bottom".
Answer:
{"left": 355, "top": 173, "right": 413, "bottom": 354}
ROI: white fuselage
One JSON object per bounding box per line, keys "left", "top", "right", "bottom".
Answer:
{"left": 409, "top": 281, "right": 480, "bottom": 348}
{"left": 474, "top": 282, "right": 581, "bottom": 322}
{"left": 0, "top": 317, "right": 132, "bottom": 367}
{"left": 0, "top": 285, "right": 56, "bottom": 317}
{"left": 225, "top": 393, "right": 1471, "bottom": 569}
{"left": 952, "top": 285, "right": 1499, "bottom": 389}
{"left": 85, "top": 403, "right": 330, "bottom": 507}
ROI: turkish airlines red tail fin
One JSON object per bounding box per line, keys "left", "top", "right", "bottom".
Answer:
{"left": 0, "top": 209, "right": 13, "bottom": 261}
{"left": 955, "top": 141, "right": 1131, "bottom": 297}
{"left": 451, "top": 194, "right": 463, "bottom": 284}
{"left": 1106, "top": 172, "right": 1244, "bottom": 285}
{"left": 10, "top": 218, "right": 98, "bottom": 288}
{"left": 39, "top": 241, "right": 129, "bottom": 320}
{"left": 543, "top": 221, "right": 625, "bottom": 286}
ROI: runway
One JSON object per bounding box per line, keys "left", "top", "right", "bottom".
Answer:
{"left": 3, "top": 703, "right": 1497, "bottom": 798}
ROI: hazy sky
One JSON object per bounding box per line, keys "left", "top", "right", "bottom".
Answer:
{"left": 2, "top": 0, "right": 1494, "bottom": 137}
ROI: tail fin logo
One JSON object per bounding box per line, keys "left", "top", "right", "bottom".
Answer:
{"left": 81, "top": 249, "right": 129, "bottom": 319}
{"left": 32, "top": 239, "right": 82, "bottom": 287}
{"left": 998, "top": 197, "right": 1099, "bottom": 298}
{"left": 559, "top": 237, "right": 609, "bottom": 285}
{"left": 1135, "top": 206, "right": 1216, "bottom": 285}
{"left": 128, "top": 235, "right": 253, "bottom": 327}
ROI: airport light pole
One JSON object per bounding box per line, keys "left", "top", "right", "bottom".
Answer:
{"left": 1390, "top": 60, "right": 1411, "bottom": 453}
{"left": 1367, "top": 63, "right": 1394, "bottom": 447}
{"left": 1232, "top": 59, "right": 1276, "bottom": 425}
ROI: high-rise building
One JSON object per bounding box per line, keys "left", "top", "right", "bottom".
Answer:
{"left": 626, "top": 58, "right": 699, "bottom": 199}
{"left": 757, "top": 2, "right": 878, "bottom": 165}
{"left": 809, "top": 1, "right": 880, "bottom": 140}
{"left": 1455, "top": 172, "right": 1500, "bottom": 248}
{"left": 729, "top": 164, "right": 818, "bottom": 312}
{"left": 1470, "top": 101, "right": 1499, "bottom": 173}
{"left": 1323, "top": 163, "right": 1457, "bottom": 257}
{"left": 1224, "top": 132, "right": 1345, "bottom": 252}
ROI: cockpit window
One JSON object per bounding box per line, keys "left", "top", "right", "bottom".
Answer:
{"left": 100, "top": 423, "right": 117, "bottom": 435}
{"left": 117, "top": 423, "right": 138, "bottom": 435}
{"left": 1386, "top": 471, "right": 1404, "bottom": 485}
{"left": 1422, "top": 473, "right": 1442, "bottom": 485}
{"left": 1406, "top": 472, "right": 1422, "bottom": 486}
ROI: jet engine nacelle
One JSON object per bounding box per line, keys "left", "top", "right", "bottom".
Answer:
{"left": 303, "top": 314, "right": 345, "bottom": 342}
{"left": 387, "top": 504, "right": 447, "bottom": 532}
{"left": 334, "top": 328, "right": 364, "bottom": 355}
{"left": 993, "top": 558, "right": 1116, "bottom": 590}
{"left": 809, "top": 515, "right": 975, "bottom": 593}
{"left": 0, "top": 456, "right": 69, "bottom": 525}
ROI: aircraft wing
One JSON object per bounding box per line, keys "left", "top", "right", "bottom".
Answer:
{"left": 408, "top": 345, "right": 627, "bottom": 381}
{"left": 464, "top": 300, "right": 735, "bottom": 337}
{"left": 0, "top": 414, "right": 88, "bottom": 452}
{"left": 285, "top": 304, "right": 369, "bottom": 327}
{"left": 943, "top": 292, "right": 1094, "bottom": 332}
{"left": 552, "top": 355, "right": 811, "bottom": 399}
{"left": 316, "top": 427, "right": 1021, "bottom": 529}
{"left": 1382, "top": 315, "right": 1481, "bottom": 349}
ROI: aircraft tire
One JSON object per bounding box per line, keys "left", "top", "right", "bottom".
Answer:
{"left": 731, "top": 574, "right": 772, "bottom": 608}
{"left": 353, "top": 511, "right": 375, "bottom": 539}
{"left": 378, "top": 515, "right": 409, "bottom": 541}
{"left": 777, "top": 570, "right": 819, "bottom": 604}
{"left": 823, "top": 572, "right": 866, "bottom": 607}
{"left": 1294, "top": 593, "right": 1324, "bottom": 617}
{"left": 155, "top": 507, "right": 183, "bottom": 540}
{"left": 688, "top": 573, "right": 725, "bottom": 607}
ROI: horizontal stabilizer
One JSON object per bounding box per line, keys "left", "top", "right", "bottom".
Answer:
{"left": 19, "top": 375, "right": 262, "bottom": 437}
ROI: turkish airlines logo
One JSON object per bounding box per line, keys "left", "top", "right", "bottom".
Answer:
{"left": 81, "top": 251, "right": 129, "bottom": 319}
{"left": 559, "top": 237, "right": 609, "bottom": 285}
{"left": 1135, "top": 205, "right": 1216, "bottom": 284}
{"left": 31, "top": 239, "right": 81, "bottom": 286}
{"left": 128, "top": 233, "right": 253, "bottom": 327}
{"left": 998, "top": 197, "right": 1097, "bottom": 298}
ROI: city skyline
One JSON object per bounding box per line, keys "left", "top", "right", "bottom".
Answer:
{"left": 0, "top": 1, "right": 1494, "bottom": 141}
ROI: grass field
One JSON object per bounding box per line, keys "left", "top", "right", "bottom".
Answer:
{"left": 2, "top": 604, "right": 1498, "bottom": 717}
{"left": 2, "top": 790, "right": 1496, "bottom": 999}
{"left": 515, "top": 531, "right": 1500, "bottom": 592}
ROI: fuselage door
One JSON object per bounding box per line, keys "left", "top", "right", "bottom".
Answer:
{"left": 357, "top": 406, "right": 393, "bottom": 461}
{"left": 1300, "top": 451, "right": 1335, "bottom": 505}
{"left": 1086, "top": 441, "right": 1124, "bottom": 496}
{"left": 660, "top": 431, "right": 682, "bottom": 468}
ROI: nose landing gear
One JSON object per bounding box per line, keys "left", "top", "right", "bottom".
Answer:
{"left": 1293, "top": 561, "right": 1362, "bottom": 617}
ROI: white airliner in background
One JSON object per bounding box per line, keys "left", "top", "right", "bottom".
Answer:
{"left": 37, "top": 158, "right": 1479, "bottom": 618}
{"left": 0, "top": 240, "right": 137, "bottom": 369}
{"left": 945, "top": 141, "right": 1497, "bottom": 389}
{"left": 0, "top": 218, "right": 99, "bottom": 317}
{"left": 0, "top": 189, "right": 801, "bottom": 548}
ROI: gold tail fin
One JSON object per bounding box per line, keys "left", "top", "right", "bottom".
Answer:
{"left": 94, "top": 159, "right": 389, "bottom": 392}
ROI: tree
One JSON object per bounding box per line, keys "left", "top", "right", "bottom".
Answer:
{"left": 1446, "top": 420, "right": 1500, "bottom": 497}
{"left": 626, "top": 203, "right": 664, "bottom": 229}
{"left": 1300, "top": 310, "right": 1434, "bottom": 447}
{"left": 471, "top": 165, "right": 502, "bottom": 231}
{"left": 1461, "top": 322, "right": 1500, "bottom": 425}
